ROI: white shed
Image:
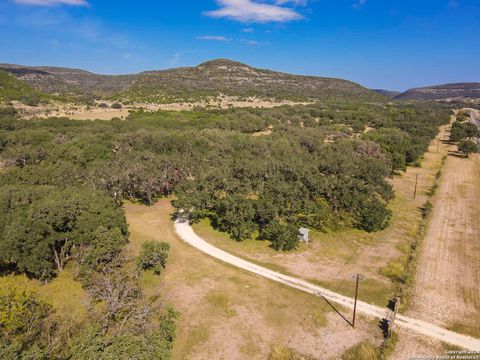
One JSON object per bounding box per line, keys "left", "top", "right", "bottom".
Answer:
{"left": 298, "top": 227, "right": 310, "bottom": 243}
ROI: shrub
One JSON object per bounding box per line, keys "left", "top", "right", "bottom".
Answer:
{"left": 137, "top": 241, "right": 170, "bottom": 274}
{"left": 458, "top": 140, "right": 478, "bottom": 157}
{"left": 20, "top": 95, "right": 40, "bottom": 107}
{"left": 269, "top": 346, "right": 309, "bottom": 360}
{"left": 341, "top": 341, "right": 379, "bottom": 360}
{"left": 380, "top": 258, "right": 406, "bottom": 283}
{"left": 0, "top": 286, "right": 52, "bottom": 340}
{"left": 356, "top": 200, "right": 392, "bottom": 232}
{"left": 421, "top": 201, "right": 433, "bottom": 219}
{"left": 261, "top": 222, "right": 299, "bottom": 251}
{"left": 97, "top": 103, "right": 108, "bottom": 108}
{"left": 111, "top": 102, "right": 122, "bottom": 109}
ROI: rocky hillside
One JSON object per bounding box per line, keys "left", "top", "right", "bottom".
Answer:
{"left": 0, "top": 59, "right": 384, "bottom": 103}
{"left": 0, "top": 64, "right": 135, "bottom": 96}
{"left": 126, "top": 59, "right": 384, "bottom": 102}
{"left": 395, "top": 82, "right": 480, "bottom": 101}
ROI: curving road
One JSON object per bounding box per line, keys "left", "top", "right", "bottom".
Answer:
{"left": 464, "top": 108, "right": 480, "bottom": 143}
{"left": 174, "top": 220, "right": 480, "bottom": 351}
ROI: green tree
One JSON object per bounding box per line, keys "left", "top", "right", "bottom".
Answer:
{"left": 261, "top": 222, "right": 299, "bottom": 251}
{"left": 458, "top": 140, "right": 478, "bottom": 157}
{"left": 0, "top": 186, "right": 127, "bottom": 280}
{"left": 137, "top": 241, "right": 170, "bottom": 275}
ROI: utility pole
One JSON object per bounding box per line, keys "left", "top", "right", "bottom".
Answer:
{"left": 413, "top": 174, "right": 419, "bottom": 199}
{"left": 352, "top": 273, "right": 362, "bottom": 328}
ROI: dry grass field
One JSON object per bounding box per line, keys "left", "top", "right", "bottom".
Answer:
{"left": 392, "top": 112, "right": 480, "bottom": 359}
{"left": 408, "top": 139, "right": 480, "bottom": 336}
{"left": 125, "top": 200, "right": 385, "bottom": 359}
{"left": 11, "top": 95, "right": 311, "bottom": 121}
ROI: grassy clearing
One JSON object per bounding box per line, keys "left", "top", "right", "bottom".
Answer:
{"left": 0, "top": 266, "right": 88, "bottom": 323}
{"left": 205, "top": 290, "right": 237, "bottom": 317}
{"left": 125, "top": 200, "right": 382, "bottom": 359}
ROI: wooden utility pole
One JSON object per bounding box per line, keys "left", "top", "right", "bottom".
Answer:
{"left": 413, "top": 174, "right": 419, "bottom": 199}
{"left": 352, "top": 273, "right": 361, "bottom": 328}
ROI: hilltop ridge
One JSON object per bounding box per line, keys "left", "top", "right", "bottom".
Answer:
{"left": 0, "top": 59, "right": 384, "bottom": 103}
{"left": 395, "top": 82, "right": 480, "bottom": 101}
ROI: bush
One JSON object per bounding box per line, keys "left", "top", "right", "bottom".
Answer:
{"left": 111, "top": 102, "right": 123, "bottom": 109}
{"left": 97, "top": 103, "right": 108, "bottom": 108}
{"left": 421, "top": 201, "right": 433, "bottom": 219}
{"left": 356, "top": 200, "right": 392, "bottom": 232}
{"left": 20, "top": 95, "right": 40, "bottom": 107}
{"left": 0, "top": 286, "right": 52, "bottom": 346}
{"left": 380, "top": 259, "right": 406, "bottom": 283}
{"left": 458, "top": 140, "right": 478, "bottom": 157}
{"left": 137, "top": 241, "right": 170, "bottom": 274}
{"left": 261, "top": 222, "right": 299, "bottom": 251}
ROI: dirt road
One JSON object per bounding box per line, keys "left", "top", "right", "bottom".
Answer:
{"left": 174, "top": 220, "right": 480, "bottom": 350}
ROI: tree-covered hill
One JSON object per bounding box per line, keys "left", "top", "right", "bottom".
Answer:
{"left": 372, "top": 89, "right": 401, "bottom": 98}
{"left": 124, "top": 59, "right": 385, "bottom": 102}
{"left": 0, "top": 64, "right": 135, "bottom": 97}
{"left": 0, "top": 70, "right": 48, "bottom": 105}
{"left": 395, "top": 82, "right": 480, "bottom": 101}
{"left": 0, "top": 59, "right": 386, "bottom": 103}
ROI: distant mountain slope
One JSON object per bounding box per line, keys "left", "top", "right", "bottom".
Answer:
{"left": 126, "top": 59, "right": 385, "bottom": 102}
{"left": 372, "top": 89, "right": 401, "bottom": 98}
{"left": 395, "top": 82, "right": 480, "bottom": 100}
{"left": 0, "top": 59, "right": 385, "bottom": 102}
{"left": 0, "top": 69, "right": 47, "bottom": 103}
{"left": 0, "top": 64, "right": 135, "bottom": 96}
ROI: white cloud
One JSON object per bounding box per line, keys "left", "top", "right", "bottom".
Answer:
{"left": 205, "top": 0, "right": 303, "bottom": 23}
{"left": 274, "top": 0, "right": 307, "bottom": 5}
{"left": 238, "top": 38, "right": 259, "bottom": 45}
{"left": 197, "top": 35, "right": 232, "bottom": 41}
{"left": 14, "top": 0, "right": 88, "bottom": 6}
{"left": 170, "top": 50, "right": 197, "bottom": 65}
{"left": 242, "top": 27, "right": 254, "bottom": 32}
{"left": 352, "top": 0, "right": 366, "bottom": 9}
{"left": 448, "top": 0, "right": 459, "bottom": 7}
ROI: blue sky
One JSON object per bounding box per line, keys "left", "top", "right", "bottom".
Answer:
{"left": 0, "top": 0, "right": 479, "bottom": 90}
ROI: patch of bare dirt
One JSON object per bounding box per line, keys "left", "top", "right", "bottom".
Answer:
{"left": 13, "top": 95, "right": 311, "bottom": 121}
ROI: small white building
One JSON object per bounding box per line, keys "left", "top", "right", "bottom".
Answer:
{"left": 298, "top": 227, "right": 310, "bottom": 244}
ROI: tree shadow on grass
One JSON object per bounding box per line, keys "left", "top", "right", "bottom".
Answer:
{"left": 448, "top": 151, "right": 467, "bottom": 158}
